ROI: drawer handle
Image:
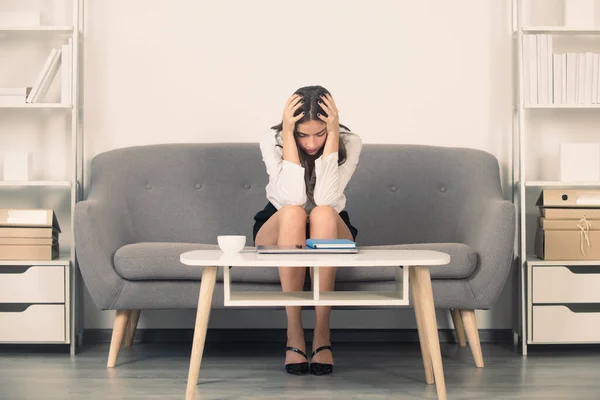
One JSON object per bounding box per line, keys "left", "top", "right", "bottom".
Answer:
{"left": 0, "top": 266, "right": 32, "bottom": 275}
{"left": 564, "top": 266, "right": 600, "bottom": 274}
{"left": 563, "top": 304, "right": 600, "bottom": 313}
{"left": 0, "top": 304, "right": 33, "bottom": 313}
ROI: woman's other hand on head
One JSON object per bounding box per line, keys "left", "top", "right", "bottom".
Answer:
{"left": 282, "top": 94, "right": 305, "bottom": 135}
{"left": 317, "top": 93, "right": 339, "bottom": 136}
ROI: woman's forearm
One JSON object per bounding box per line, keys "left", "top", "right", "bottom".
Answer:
{"left": 322, "top": 129, "right": 339, "bottom": 158}
{"left": 282, "top": 130, "right": 301, "bottom": 166}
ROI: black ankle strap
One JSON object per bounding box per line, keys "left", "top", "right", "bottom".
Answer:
{"left": 311, "top": 345, "right": 332, "bottom": 357}
{"left": 286, "top": 346, "right": 308, "bottom": 360}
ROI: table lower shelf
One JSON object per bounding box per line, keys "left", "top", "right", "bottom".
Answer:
{"left": 225, "top": 290, "right": 409, "bottom": 306}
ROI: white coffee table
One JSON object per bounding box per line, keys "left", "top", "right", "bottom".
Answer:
{"left": 180, "top": 248, "right": 451, "bottom": 400}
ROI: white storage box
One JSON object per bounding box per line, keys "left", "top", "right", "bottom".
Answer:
{"left": 560, "top": 143, "right": 600, "bottom": 182}
{"left": 3, "top": 152, "right": 32, "bottom": 181}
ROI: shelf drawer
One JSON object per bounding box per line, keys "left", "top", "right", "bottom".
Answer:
{"left": 0, "top": 266, "right": 64, "bottom": 303}
{"left": 533, "top": 305, "right": 600, "bottom": 343}
{"left": 533, "top": 266, "right": 600, "bottom": 304}
{"left": 0, "top": 304, "right": 65, "bottom": 342}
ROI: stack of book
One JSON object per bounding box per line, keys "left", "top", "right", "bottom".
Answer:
{"left": 522, "top": 34, "right": 600, "bottom": 105}
{"left": 535, "top": 189, "right": 600, "bottom": 260}
{"left": 0, "top": 209, "right": 61, "bottom": 261}
{"left": 0, "top": 88, "right": 32, "bottom": 105}
{"left": 0, "top": 40, "right": 72, "bottom": 105}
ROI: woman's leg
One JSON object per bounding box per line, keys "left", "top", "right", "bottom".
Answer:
{"left": 255, "top": 205, "right": 307, "bottom": 365}
{"left": 308, "top": 206, "right": 354, "bottom": 364}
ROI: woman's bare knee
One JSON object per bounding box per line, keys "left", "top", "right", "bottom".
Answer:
{"left": 309, "top": 206, "right": 336, "bottom": 224}
{"left": 279, "top": 205, "right": 307, "bottom": 223}
{"left": 278, "top": 205, "right": 306, "bottom": 244}
{"left": 309, "top": 206, "right": 337, "bottom": 238}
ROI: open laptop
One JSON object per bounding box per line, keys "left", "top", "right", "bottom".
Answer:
{"left": 256, "top": 245, "right": 358, "bottom": 254}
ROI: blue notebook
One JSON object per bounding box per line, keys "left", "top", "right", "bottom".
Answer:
{"left": 306, "top": 239, "right": 356, "bottom": 249}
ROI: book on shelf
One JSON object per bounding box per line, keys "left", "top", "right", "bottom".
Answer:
{"left": 0, "top": 87, "right": 32, "bottom": 105}
{"left": 61, "top": 39, "right": 72, "bottom": 104}
{"left": 523, "top": 34, "right": 600, "bottom": 105}
{"left": 0, "top": 209, "right": 61, "bottom": 230}
{"left": 26, "top": 48, "right": 61, "bottom": 103}
{"left": 306, "top": 239, "right": 356, "bottom": 249}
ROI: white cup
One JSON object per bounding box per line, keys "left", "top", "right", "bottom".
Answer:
{"left": 217, "top": 235, "right": 246, "bottom": 253}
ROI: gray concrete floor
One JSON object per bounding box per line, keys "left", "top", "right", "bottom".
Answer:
{"left": 1, "top": 342, "right": 599, "bottom": 399}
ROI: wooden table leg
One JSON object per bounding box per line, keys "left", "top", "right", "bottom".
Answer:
{"left": 185, "top": 266, "right": 218, "bottom": 400}
{"left": 410, "top": 271, "right": 434, "bottom": 384}
{"left": 410, "top": 266, "right": 446, "bottom": 400}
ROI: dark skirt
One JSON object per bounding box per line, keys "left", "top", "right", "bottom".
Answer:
{"left": 252, "top": 202, "right": 358, "bottom": 245}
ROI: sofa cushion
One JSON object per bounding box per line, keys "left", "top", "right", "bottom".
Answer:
{"left": 114, "top": 243, "right": 222, "bottom": 281}
{"left": 114, "top": 242, "right": 476, "bottom": 282}
{"left": 338, "top": 243, "right": 477, "bottom": 280}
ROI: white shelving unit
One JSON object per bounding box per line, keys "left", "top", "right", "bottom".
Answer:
{"left": 0, "top": 103, "right": 72, "bottom": 108}
{"left": 514, "top": 0, "right": 600, "bottom": 355}
{"left": 0, "top": 2, "right": 83, "bottom": 355}
{"left": 0, "top": 26, "right": 74, "bottom": 33}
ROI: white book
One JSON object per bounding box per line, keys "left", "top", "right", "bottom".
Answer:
{"left": 547, "top": 35, "right": 553, "bottom": 104}
{"left": 597, "top": 56, "right": 600, "bottom": 104}
{"left": 538, "top": 35, "right": 548, "bottom": 104}
{"left": 593, "top": 54, "right": 599, "bottom": 103}
{"left": 0, "top": 95, "right": 27, "bottom": 105}
{"left": 577, "top": 53, "right": 586, "bottom": 104}
{"left": 26, "top": 49, "right": 58, "bottom": 103}
{"left": 0, "top": 87, "right": 30, "bottom": 96}
{"left": 523, "top": 35, "right": 531, "bottom": 103}
{"left": 30, "top": 49, "right": 62, "bottom": 103}
{"left": 61, "top": 39, "right": 72, "bottom": 105}
{"left": 553, "top": 54, "right": 563, "bottom": 104}
{"left": 585, "top": 52, "right": 594, "bottom": 104}
{"left": 528, "top": 35, "right": 538, "bottom": 104}
{"left": 566, "top": 53, "right": 577, "bottom": 104}
{"left": 561, "top": 53, "right": 567, "bottom": 104}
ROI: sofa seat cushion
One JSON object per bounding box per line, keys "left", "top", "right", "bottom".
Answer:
{"left": 115, "top": 242, "right": 284, "bottom": 282}
{"left": 345, "top": 243, "right": 477, "bottom": 280}
{"left": 114, "top": 243, "right": 222, "bottom": 281}
{"left": 114, "top": 242, "right": 476, "bottom": 282}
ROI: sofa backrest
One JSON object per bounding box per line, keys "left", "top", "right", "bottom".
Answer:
{"left": 88, "top": 143, "right": 503, "bottom": 246}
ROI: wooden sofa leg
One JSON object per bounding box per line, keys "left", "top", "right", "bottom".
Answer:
{"left": 460, "top": 309, "right": 484, "bottom": 368}
{"left": 107, "top": 310, "right": 130, "bottom": 368}
{"left": 450, "top": 308, "right": 467, "bottom": 347}
{"left": 124, "top": 310, "right": 141, "bottom": 348}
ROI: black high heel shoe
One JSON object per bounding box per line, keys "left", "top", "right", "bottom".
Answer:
{"left": 285, "top": 346, "right": 309, "bottom": 375}
{"left": 309, "top": 345, "right": 333, "bottom": 376}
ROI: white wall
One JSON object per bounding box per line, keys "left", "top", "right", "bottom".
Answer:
{"left": 80, "top": 0, "right": 515, "bottom": 331}
{"left": 3, "top": 0, "right": 516, "bottom": 331}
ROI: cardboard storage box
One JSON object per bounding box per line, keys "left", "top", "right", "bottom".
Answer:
{"left": 0, "top": 209, "right": 61, "bottom": 261}
{"left": 535, "top": 189, "right": 599, "bottom": 260}
{"left": 535, "top": 229, "right": 600, "bottom": 260}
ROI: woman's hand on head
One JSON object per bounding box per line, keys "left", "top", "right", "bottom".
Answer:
{"left": 317, "top": 93, "right": 340, "bottom": 136}
{"left": 282, "top": 94, "right": 305, "bottom": 135}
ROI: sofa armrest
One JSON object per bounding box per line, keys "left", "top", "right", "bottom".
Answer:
{"left": 74, "top": 197, "right": 134, "bottom": 310}
{"left": 459, "top": 199, "right": 516, "bottom": 309}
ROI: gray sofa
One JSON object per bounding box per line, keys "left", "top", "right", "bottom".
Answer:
{"left": 74, "top": 143, "right": 515, "bottom": 368}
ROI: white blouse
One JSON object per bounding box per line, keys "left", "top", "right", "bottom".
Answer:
{"left": 259, "top": 130, "right": 363, "bottom": 213}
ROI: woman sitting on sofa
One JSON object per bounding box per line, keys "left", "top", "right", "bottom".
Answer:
{"left": 253, "top": 85, "right": 363, "bottom": 376}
